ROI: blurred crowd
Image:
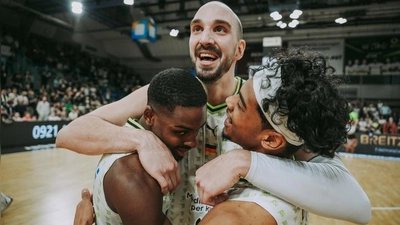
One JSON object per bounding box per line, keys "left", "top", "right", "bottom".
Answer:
{"left": 1, "top": 24, "right": 400, "bottom": 132}
{"left": 1, "top": 25, "right": 143, "bottom": 123}
{"left": 348, "top": 99, "right": 399, "bottom": 135}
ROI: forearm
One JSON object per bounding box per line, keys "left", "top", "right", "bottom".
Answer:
{"left": 245, "top": 152, "right": 371, "bottom": 224}
{"left": 56, "top": 115, "right": 147, "bottom": 155}
{"left": 56, "top": 85, "right": 149, "bottom": 155}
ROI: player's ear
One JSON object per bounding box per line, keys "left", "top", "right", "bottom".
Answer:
{"left": 260, "top": 130, "right": 286, "bottom": 152}
{"left": 235, "top": 39, "right": 246, "bottom": 61}
{"left": 143, "top": 105, "right": 155, "bottom": 126}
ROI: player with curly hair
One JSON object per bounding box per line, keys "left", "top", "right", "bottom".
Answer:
{"left": 199, "top": 48, "right": 352, "bottom": 225}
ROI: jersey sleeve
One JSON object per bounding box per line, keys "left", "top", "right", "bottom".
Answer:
{"left": 244, "top": 152, "right": 371, "bottom": 224}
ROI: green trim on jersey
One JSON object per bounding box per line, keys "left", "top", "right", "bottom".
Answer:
{"left": 126, "top": 118, "right": 145, "bottom": 130}
{"left": 207, "top": 76, "right": 245, "bottom": 114}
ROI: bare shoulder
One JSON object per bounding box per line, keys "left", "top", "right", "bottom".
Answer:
{"left": 103, "top": 153, "right": 166, "bottom": 224}
{"left": 200, "top": 200, "right": 277, "bottom": 225}
{"left": 105, "top": 153, "right": 159, "bottom": 193}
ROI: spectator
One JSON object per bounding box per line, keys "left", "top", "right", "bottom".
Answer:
{"left": 68, "top": 106, "right": 79, "bottom": 120}
{"left": 382, "top": 116, "right": 397, "bottom": 134}
{"left": 1, "top": 106, "right": 12, "bottom": 123}
{"left": 7, "top": 87, "right": 17, "bottom": 106}
{"left": 27, "top": 90, "right": 38, "bottom": 113}
{"left": 1, "top": 89, "right": 9, "bottom": 106}
{"left": 12, "top": 111, "right": 22, "bottom": 122}
{"left": 3, "top": 99, "right": 13, "bottom": 116}
{"left": 379, "top": 102, "right": 392, "bottom": 120}
{"left": 21, "top": 111, "right": 34, "bottom": 121}
{"left": 14, "top": 91, "right": 29, "bottom": 106}
{"left": 36, "top": 96, "right": 51, "bottom": 121}
{"left": 378, "top": 115, "right": 387, "bottom": 128}
{"left": 13, "top": 99, "right": 27, "bottom": 118}
{"left": 357, "top": 117, "right": 369, "bottom": 133}
{"left": 370, "top": 119, "right": 382, "bottom": 134}
{"left": 48, "top": 111, "right": 61, "bottom": 121}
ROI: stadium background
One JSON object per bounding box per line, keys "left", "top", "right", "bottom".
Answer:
{"left": 1, "top": 0, "right": 400, "bottom": 224}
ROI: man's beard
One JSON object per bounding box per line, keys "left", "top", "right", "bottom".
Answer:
{"left": 192, "top": 46, "right": 234, "bottom": 84}
{"left": 196, "top": 66, "right": 225, "bottom": 84}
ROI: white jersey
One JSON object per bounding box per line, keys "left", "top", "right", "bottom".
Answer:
{"left": 164, "top": 77, "right": 307, "bottom": 225}
{"left": 93, "top": 119, "right": 144, "bottom": 225}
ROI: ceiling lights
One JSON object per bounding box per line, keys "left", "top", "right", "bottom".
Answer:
{"left": 270, "top": 9, "right": 302, "bottom": 29}
{"left": 335, "top": 17, "right": 348, "bottom": 24}
{"left": 71, "top": 1, "right": 83, "bottom": 14}
{"left": 169, "top": 29, "right": 179, "bottom": 37}
{"left": 124, "top": 0, "right": 134, "bottom": 5}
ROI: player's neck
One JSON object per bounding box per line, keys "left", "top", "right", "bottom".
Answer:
{"left": 205, "top": 73, "right": 238, "bottom": 106}
{"left": 138, "top": 116, "right": 150, "bottom": 130}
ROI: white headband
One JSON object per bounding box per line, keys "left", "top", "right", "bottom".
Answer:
{"left": 252, "top": 68, "right": 304, "bottom": 146}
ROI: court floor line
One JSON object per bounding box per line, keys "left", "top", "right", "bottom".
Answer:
{"left": 337, "top": 152, "right": 400, "bottom": 161}
{"left": 371, "top": 207, "right": 400, "bottom": 211}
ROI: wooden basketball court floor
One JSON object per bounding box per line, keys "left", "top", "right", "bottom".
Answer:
{"left": 1, "top": 148, "right": 399, "bottom": 225}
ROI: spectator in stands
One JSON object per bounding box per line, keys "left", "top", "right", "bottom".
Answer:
{"left": 378, "top": 115, "right": 388, "bottom": 129}
{"left": 1, "top": 89, "right": 9, "bottom": 106}
{"left": 68, "top": 106, "right": 80, "bottom": 120}
{"left": 27, "top": 90, "right": 38, "bottom": 115}
{"left": 3, "top": 99, "right": 13, "bottom": 117}
{"left": 368, "top": 58, "right": 383, "bottom": 75}
{"left": 383, "top": 116, "right": 398, "bottom": 134}
{"left": 367, "top": 103, "right": 380, "bottom": 121}
{"left": 379, "top": 102, "right": 392, "bottom": 120}
{"left": 12, "top": 111, "right": 22, "bottom": 122}
{"left": 357, "top": 117, "right": 368, "bottom": 133}
{"left": 344, "top": 59, "right": 354, "bottom": 75}
{"left": 21, "top": 111, "right": 34, "bottom": 121}
{"left": 13, "top": 99, "right": 27, "bottom": 119}
{"left": 381, "top": 58, "right": 394, "bottom": 75}
{"left": 358, "top": 59, "right": 370, "bottom": 75}
{"left": 370, "top": 119, "right": 382, "bottom": 134}
{"left": 14, "top": 91, "right": 29, "bottom": 106}
{"left": 48, "top": 111, "right": 61, "bottom": 121}
{"left": 1, "top": 106, "right": 12, "bottom": 124}
{"left": 36, "top": 96, "right": 51, "bottom": 121}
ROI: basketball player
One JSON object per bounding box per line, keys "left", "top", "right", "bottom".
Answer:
{"left": 199, "top": 48, "right": 352, "bottom": 224}
{"left": 58, "top": 1, "right": 371, "bottom": 224}
{"left": 93, "top": 68, "right": 207, "bottom": 225}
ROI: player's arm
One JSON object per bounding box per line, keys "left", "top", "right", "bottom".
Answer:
{"left": 57, "top": 85, "right": 180, "bottom": 194}
{"left": 196, "top": 150, "right": 371, "bottom": 225}
{"left": 104, "top": 154, "right": 172, "bottom": 225}
{"left": 245, "top": 152, "right": 371, "bottom": 224}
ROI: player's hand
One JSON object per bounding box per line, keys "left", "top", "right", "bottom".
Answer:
{"left": 137, "top": 130, "right": 181, "bottom": 195}
{"left": 195, "top": 150, "right": 251, "bottom": 206}
{"left": 74, "top": 188, "right": 94, "bottom": 225}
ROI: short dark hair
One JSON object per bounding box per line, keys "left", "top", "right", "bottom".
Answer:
{"left": 148, "top": 68, "right": 207, "bottom": 111}
{"left": 257, "top": 47, "right": 350, "bottom": 158}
